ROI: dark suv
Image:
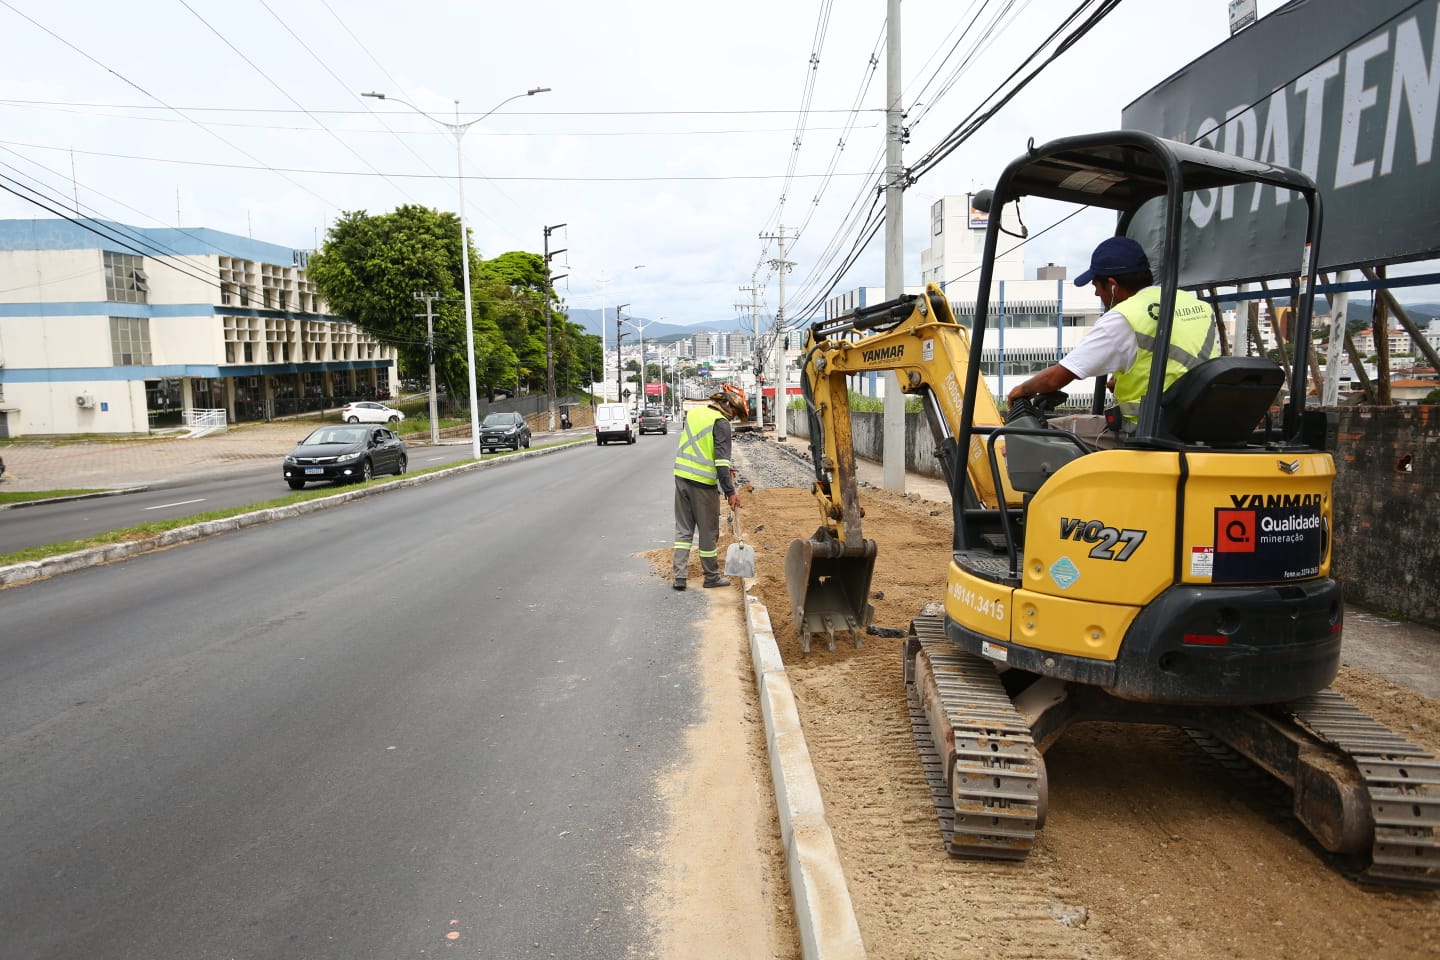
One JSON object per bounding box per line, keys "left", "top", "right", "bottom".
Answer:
{"left": 639, "top": 406, "right": 668, "bottom": 435}
{"left": 479, "top": 412, "right": 532, "bottom": 452}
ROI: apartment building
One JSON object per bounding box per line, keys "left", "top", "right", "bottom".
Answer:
{"left": 0, "top": 219, "right": 396, "bottom": 437}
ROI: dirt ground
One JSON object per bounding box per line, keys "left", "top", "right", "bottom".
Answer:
{"left": 669, "top": 481, "right": 1440, "bottom": 960}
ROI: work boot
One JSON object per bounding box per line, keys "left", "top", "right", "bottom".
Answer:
{"left": 673, "top": 579, "right": 687, "bottom": 591}
{"left": 702, "top": 576, "right": 732, "bottom": 589}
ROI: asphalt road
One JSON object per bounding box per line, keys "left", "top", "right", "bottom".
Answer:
{"left": 0, "top": 435, "right": 703, "bottom": 959}
{"left": 0, "top": 442, "right": 477, "bottom": 555}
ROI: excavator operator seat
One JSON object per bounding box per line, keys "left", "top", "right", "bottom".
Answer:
{"left": 1159, "top": 355, "right": 1284, "bottom": 445}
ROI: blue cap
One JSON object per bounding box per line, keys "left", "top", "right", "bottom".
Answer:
{"left": 1074, "top": 236, "right": 1150, "bottom": 287}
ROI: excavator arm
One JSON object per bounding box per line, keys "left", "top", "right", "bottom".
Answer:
{"left": 786, "top": 283, "right": 1014, "bottom": 650}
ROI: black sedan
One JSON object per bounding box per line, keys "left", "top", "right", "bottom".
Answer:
{"left": 479, "top": 412, "right": 532, "bottom": 453}
{"left": 283, "top": 425, "right": 407, "bottom": 489}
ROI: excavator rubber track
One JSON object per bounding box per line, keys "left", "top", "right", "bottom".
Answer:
{"left": 904, "top": 615, "right": 1042, "bottom": 859}
{"left": 1283, "top": 690, "right": 1440, "bottom": 888}
{"left": 907, "top": 618, "right": 1440, "bottom": 887}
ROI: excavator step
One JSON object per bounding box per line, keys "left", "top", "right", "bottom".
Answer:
{"left": 905, "top": 615, "right": 1042, "bottom": 862}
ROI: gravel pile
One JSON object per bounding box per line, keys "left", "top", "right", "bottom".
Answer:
{"left": 730, "top": 431, "right": 816, "bottom": 491}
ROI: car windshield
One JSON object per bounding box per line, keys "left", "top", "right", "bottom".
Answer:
{"left": 482, "top": 414, "right": 518, "bottom": 427}
{"left": 302, "top": 427, "right": 367, "bottom": 445}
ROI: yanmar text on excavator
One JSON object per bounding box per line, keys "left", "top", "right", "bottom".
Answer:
{"left": 785, "top": 132, "right": 1438, "bottom": 888}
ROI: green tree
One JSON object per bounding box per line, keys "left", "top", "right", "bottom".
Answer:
{"left": 306, "top": 205, "right": 515, "bottom": 405}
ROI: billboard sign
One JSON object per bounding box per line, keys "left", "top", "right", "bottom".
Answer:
{"left": 1122, "top": 0, "right": 1440, "bottom": 287}
{"left": 966, "top": 193, "right": 989, "bottom": 230}
{"left": 1228, "top": 0, "right": 1257, "bottom": 35}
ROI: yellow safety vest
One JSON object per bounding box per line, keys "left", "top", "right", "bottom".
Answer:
{"left": 674, "top": 406, "right": 728, "bottom": 486}
{"left": 1112, "top": 286, "right": 1219, "bottom": 420}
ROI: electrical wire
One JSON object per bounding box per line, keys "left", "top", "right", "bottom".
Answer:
{"left": 0, "top": 0, "right": 344, "bottom": 214}
{"left": 177, "top": 0, "right": 420, "bottom": 207}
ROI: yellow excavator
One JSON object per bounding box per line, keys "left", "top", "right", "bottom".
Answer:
{"left": 785, "top": 131, "right": 1438, "bottom": 887}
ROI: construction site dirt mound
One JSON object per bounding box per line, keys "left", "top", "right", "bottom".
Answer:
{"left": 722, "top": 479, "right": 1439, "bottom": 960}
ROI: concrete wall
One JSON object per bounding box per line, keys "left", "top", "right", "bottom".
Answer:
{"left": 1331, "top": 405, "right": 1440, "bottom": 627}
{"left": 787, "top": 404, "right": 1440, "bottom": 628}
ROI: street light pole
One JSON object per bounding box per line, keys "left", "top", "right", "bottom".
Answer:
{"left": 362, "top": 86, "right": 551, "bottom": 459}
{"left": 620, "top": 314, "right": 657, "bottom": 413}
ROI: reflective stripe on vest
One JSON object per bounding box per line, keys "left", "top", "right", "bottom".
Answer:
{"left": 1112, "top": 286, "right": 1219, "bottom": 420}
{"left": 674, "top": 406, "right": 724, "bottom": 485}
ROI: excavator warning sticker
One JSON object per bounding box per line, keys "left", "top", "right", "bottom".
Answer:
{"left": 1211, "top": 505, "right": 1322, "bottom": 582}
{"left": 1190, "top": 546, "right": 1214, "bottom": 577}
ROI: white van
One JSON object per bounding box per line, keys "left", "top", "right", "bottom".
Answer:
{"left": 594, "top": 403, "right": 636, "bottom": 445}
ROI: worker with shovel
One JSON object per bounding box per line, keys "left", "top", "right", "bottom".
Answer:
{"left": 671, "top": 385, "right": 748, "bottom": 591}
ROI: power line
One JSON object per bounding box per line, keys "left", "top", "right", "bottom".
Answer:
{"left": 0, "top": 0, "right": 343, "bottom": 214}
{"left": 176, "top": 0, "right": 420, "bottom": 207}
{"left": 0, "top": 141, "right": 875, "bottom": 182}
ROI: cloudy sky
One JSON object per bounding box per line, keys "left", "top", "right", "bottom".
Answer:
{"left": 6, "top": 0, "right": 1416, "bottom": 334}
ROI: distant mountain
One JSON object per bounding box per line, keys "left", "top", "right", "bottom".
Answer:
{"left": 563, "top": 307, "right": 751, "bottom": 340}
{"left": 1338, "top": 300, "right": 1440, "bottom": 326}
{"left": 1214, "top": 296, "right": 1440, "bottom": 326}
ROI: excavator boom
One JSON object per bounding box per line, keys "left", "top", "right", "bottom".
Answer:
{"left": 786, "top": 286, "right": 1009, "bottom": 651}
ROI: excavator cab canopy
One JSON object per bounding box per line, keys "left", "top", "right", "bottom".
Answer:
{"left": 963, "top": 131, "right": 1324, "bottom": 448}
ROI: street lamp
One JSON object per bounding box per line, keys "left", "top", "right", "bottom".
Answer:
{"left": 594, "top": 264, "right": 645, "bottom": 404}
{"left": 620, "top": 314, "right": 658, "bottom": 413}
{"left": 362, "top": 86, "right": 551, "bottom": 459}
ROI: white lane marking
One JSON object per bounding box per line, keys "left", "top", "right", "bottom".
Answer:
{"left": 145, "top": 498, "right": 207, "bottom": 510}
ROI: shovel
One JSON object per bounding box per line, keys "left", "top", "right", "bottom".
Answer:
{"left": 724, "top": 506, "right": 757, "bottom": 579}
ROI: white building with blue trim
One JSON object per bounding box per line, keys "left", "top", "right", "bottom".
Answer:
{"left": 0, "top": 219, "right": 396, "bottom": 438}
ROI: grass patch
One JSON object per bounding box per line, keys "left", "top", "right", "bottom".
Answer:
{"left": 1, "top": 489, "right": 107, "bottom": 505}
{"left": 0, "top": 460, "right": 470, "bottom": 568}
{"left": 396, "top": 417, "right": 467, "bottom": 438}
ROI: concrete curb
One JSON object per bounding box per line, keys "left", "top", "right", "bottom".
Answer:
{"left": 0, "top": 486, "right": 152, "bottom": 510}
{"left": 0, "top": 440, "right": 587, "bottom": 588}
{"left": 741, "top": 586, "right": 867, "bottom": 960}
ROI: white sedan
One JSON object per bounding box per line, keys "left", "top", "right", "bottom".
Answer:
{"left": 340, "top": 401, "right": 405, "bottom": 424}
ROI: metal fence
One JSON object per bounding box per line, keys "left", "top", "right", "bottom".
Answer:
{"left": 184, "top": 408, "right": 229, "bottom": 436}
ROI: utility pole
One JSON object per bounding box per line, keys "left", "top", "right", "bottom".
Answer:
{"left": 761, "top": 227, "right": 793, "bottom": 441}
{"left": 738, "top": 282, "right": 763, "bottom": 430}
{"left": 414, "top": 291, "right": 442, "bottom": 445}
{"left": 615, "top": 304, "right": 630, "bottom": 402}
{"left": 544, "top": 223, "right": 567, "bottom": 431}
{"left": 882, "top": 0, "right": 906, "bottom": 492}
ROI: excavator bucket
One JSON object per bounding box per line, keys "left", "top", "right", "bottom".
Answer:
{"left": 784, "top": 534, "right": 878, "bottom": 653}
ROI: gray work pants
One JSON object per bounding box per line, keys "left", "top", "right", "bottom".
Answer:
{"left": 673, "top": 476, "right": 721, "bottom": 582}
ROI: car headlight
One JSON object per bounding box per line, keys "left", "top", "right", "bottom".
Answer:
{"left": 337, "top": 451, "right": 362, "bottom": 462}
{"left": 284, "top": 455, "right": 297, "bottom": 464}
